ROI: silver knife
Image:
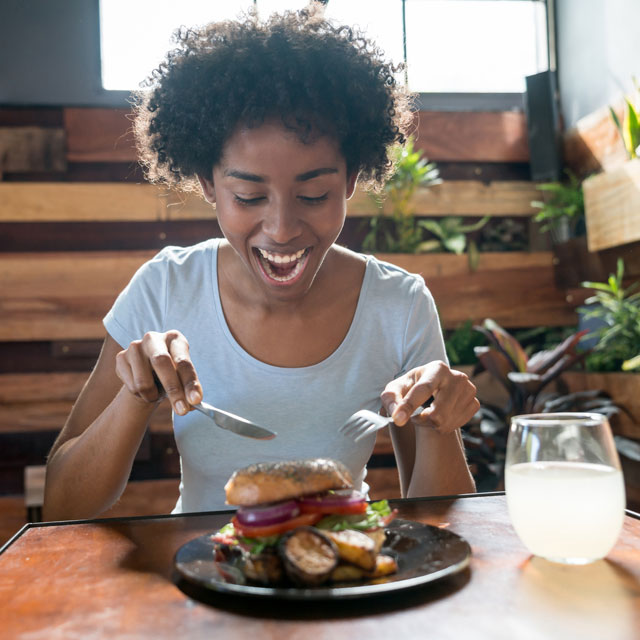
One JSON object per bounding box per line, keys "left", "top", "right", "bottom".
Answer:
{"left": 192, "top": 401, "right": 277, "bottom": 440}
{"left": 152, "top": 372, "right": 276, "bottom": 440}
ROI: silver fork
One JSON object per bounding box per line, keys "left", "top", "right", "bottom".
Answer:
{"left": 340, "top": 401, "right": 431, "bottom": 442}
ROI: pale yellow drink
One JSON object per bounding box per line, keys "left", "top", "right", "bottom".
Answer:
{"left": 505, "top": 461, "right": 625, "bottom": 563}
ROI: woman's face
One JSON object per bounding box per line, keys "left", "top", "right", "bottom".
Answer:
{"left": 199, "top": 120, "right": 357, "bottom": 304}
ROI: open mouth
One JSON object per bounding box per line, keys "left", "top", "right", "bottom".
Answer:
{"left": 254, "top": 247, "right": 311, "bottom": 284}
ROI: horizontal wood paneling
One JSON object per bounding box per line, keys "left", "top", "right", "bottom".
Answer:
{"left": 61, "top": 108, "right": 531, "bottom": 165}
{"left": 0, "top": 183, "right": 164, "bottom": 221}
{"left": 0, "top": 371, "right": 87, "bottom": 404}
{"left": 0, "top": 108, "right": 64, "bottom": 128}
{"left": 0, "top": 250, "right": 154, "bottom": 340}
{"left": 349, "top": 181, "right": 539, "bottom": 217}
{"left": 374, "top": 252, "right": 585, "bottom": 329}
{"left": 0, "top": 127, "right": 66, "bottom": 173}
{"left": 0, "top": 250, "right": 583, "bottom": 344}
{"left": 414, "top": 111, "right": 530, "bottom": 163}
{"left": 0, "top": 371, "right": 173, "bottom": 435}
{"left": 0, "top": 180, "right": 539, "bottom": 222}
{"left": 64, "top": 108, "right": 136, "bottom": 163}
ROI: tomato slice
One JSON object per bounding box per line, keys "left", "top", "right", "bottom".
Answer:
{"left": 298, "top": 501, "right": 368, "bottom": 516}
{"left": 232, "top": 512, "right": 322, "bottom": 538}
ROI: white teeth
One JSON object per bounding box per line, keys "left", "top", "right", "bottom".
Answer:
{"left": 258, "top": 248, "right": 306, "bottom": 264}
{"left": 256, "top": 247, "right": 309, "bottom": 282}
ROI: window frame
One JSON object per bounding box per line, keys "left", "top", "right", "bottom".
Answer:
{"left": 96, "top": 0, "right": 554, "bottom": 113}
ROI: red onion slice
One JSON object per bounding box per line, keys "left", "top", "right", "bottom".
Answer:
{"left": 297, "top": 489, "right": 366, "bottom": 508}
{"left": 235, "top": 500, "right": 300, "bottom": 527}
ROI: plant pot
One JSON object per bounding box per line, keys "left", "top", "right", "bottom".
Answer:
{"left": 583, "top": 158, "right": 640, "bottom": 252}
{"left": 559, "top": 371, "right": 640, "bottom": 439}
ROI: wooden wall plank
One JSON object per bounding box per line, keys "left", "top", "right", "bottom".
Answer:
{"left": 0, "top": 371, "right": 173, "bottom": 434}
{"left": 348, "top": 181, "right": 539, "bottom": 217}
{"left": 0, "top": 127, "right": 66, "bottom": 173}
{"left": 64, "top": 108, "right": 136, "bottom": 163}
{"left": 0, "top": 108, "right": 64, "bottom": 127}
{"left": 0, "top": 371, "right": 87, "bottom": 404}
{"left": 0, "top": 183, "right": 163, "bottom": 222}
{"left": 0, "top": 180, "right": 538, "bottom": 222}
{"left": 414, "top": 111, "right": 529, "bottom": 163}
{"left": 0, "top": 250, "right": 581, "bottom": 343}
{"left": 374, "top": 252, "right": 583, "bottom": 329}
{"left": 61, "top": 108, "right": 530, "bottom": 164}
{"left": 0, "top": 250, "right": 155, "bottom": 341}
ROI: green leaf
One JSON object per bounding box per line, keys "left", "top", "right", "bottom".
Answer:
{"left": 419, "top": 219, "right": 446, "bottom": 239}
{"left": 415, "top": 239, "right": 442, "bottom": 253}
{"left": 443, "top": 233, "right": 466, "bottom": 254}
{"left": 623, "top": 97, "right": 639, "bottom": 159}
{"left": 458, "top": 215, "right": 491, "bottom": 233}
{"left": 610, "top": 106, "right": 624, "bottom": 140}
{"left": 474, "top": 346, "right": 516, "bottom": 392}
{"left": 482, "top": 319, "right": 529, "bottom": 372}
{"left": 315, "top": 500, "right": 392, "bottom": 532}
{"left": 623, "top": 354, "right": 640, "bottom": 371}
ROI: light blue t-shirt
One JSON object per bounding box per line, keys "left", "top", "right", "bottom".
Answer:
{"left": 104, "top": 239, "right": 447, "bottom": 513}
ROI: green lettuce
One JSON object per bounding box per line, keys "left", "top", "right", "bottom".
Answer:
{"left": 315, "top": 499, "right": 392, "bottom": 532}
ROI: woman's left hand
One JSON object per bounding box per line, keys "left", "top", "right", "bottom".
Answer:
{"left": 381, "top": 361, "right": 480, "bottom": 433}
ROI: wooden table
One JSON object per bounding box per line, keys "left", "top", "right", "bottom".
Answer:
{"left": 1, "top": 494, "right": 639, "bottom": 639}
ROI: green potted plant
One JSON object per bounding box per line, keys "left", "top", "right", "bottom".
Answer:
{"left": 362, "top": 135, "right": 442, "bottom": 254}
{"left": 531, "top": 170, "right": 585, "bottom": 244}
{"left": 559, "top": 259, "right": 640, "bottom": 439}
{"left": 583, "top": 79, "right": 640, "bottom": 252}
{"left": 460, "top": 318, "right": 616, "bottom": 491}
{"left": 355, "top": 138, "right": 574, "bottom": 332}
{"left": 530, "top": 170, "right": 603, "bottom": 286}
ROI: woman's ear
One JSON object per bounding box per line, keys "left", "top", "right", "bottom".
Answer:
{"left": 346, "top": 171, "right": 359, "bottom": 200}
{"left": 197, "top": 174, "right": 216, "bottom": 204}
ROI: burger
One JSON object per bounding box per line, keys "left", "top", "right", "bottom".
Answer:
{"left": 211, "top": 458, "right": 398, "bottom": 586}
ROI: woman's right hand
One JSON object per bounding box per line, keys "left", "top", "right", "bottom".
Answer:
{"left": 115, "top": 330, "right": 203, "bottom": 415}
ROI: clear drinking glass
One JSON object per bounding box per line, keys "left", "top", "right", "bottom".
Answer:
{"left": 505, "top": 413, "right": 626, "bottom": 565}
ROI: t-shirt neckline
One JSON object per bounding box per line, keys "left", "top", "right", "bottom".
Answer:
{"left": 210, "top": 239, "right": 372, "bottom": 375}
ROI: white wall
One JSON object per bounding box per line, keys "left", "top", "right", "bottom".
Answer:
{"left": 556, "top": 0, "right": 640, "bottom": 129}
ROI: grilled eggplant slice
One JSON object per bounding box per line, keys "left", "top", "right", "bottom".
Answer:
{"left": 325, "top": 529, "right": 377, "bottom": 570}
{"left": 279, "top": 526, "right": 339, "bottom": 586}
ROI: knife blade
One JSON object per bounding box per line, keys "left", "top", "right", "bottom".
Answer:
{"left": 193, "top": 401, "right": 277, "bottom": 440}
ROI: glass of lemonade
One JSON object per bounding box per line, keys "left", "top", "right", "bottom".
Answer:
{"left": 505, "top": 413, "right": 625, "bottom": 564}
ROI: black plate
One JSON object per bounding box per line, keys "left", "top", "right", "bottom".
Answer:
{"left": 174, "top": 519, "right": 471, "bottom": 600}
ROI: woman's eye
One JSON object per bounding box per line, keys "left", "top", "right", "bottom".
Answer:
{"left": 234, "top": 195, "right": 265, "bottom": 206}
{"left": 299, "top": 193, "right": 329, "bottom": 205}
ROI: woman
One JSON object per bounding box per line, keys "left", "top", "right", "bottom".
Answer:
{"left": 43, "top": 7, "right": 478, "bottom": 520}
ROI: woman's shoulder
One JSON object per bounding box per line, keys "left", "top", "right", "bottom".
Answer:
{"left": 363, "top": 253, "right": 427, "bottom": 293}
{"left": 150, "top": 238, "right": 220, "bottom": 266}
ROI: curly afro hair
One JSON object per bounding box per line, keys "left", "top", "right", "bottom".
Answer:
{"left": 133, "top": 6, "right": 414, "bottom": 192}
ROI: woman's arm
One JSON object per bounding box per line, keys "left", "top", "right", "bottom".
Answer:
{"left": 44, "top": 331, "right": 203, "bottom": 520}
{"left": 44, "top": 336, "right": 155, "bottom": 520}
{"left": 383, "top": 361, "right": 478, "bottom": 498}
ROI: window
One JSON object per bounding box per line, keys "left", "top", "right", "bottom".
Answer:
{"left": 100, "top": 0, "right": 549, "bottom": 108}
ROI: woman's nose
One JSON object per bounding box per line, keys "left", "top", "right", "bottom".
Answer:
{"left": 261, "top": 200, "right": 303, "bottom": 244}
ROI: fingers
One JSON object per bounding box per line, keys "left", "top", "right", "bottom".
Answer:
{"left": 168, "top": 334, "right": 203, "bottom": 406}
{"left": 115, "top": 330, "right": 202, "bottom": 415}
{"left": 381, "top": 361, "right": 479, "bottom": 432}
